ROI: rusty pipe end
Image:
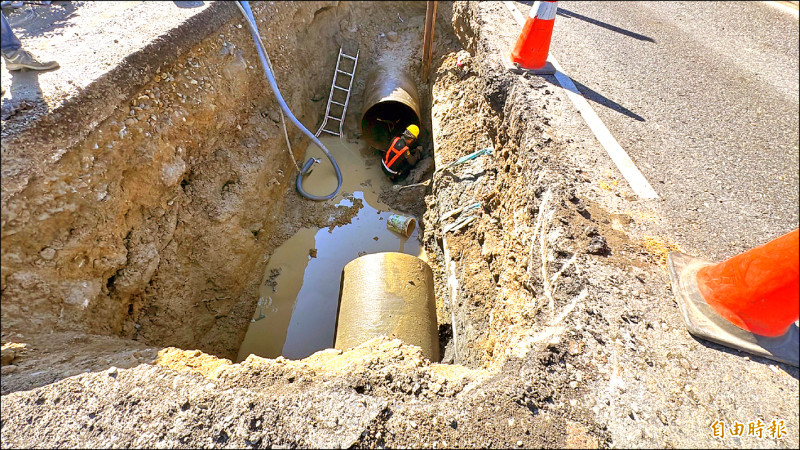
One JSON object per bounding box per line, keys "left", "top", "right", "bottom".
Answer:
{"left": 361, "top": 69, "right": 422, "bottom": 150}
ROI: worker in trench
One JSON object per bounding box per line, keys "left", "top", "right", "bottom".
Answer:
{"left": 380, "top": 124, "right": 422, "bottom": 181}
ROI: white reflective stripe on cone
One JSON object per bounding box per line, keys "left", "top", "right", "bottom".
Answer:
{"left": 530, "top": 1, "right": 558, "bottom": 21}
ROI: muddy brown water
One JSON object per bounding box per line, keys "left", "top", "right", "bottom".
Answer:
{"left": 236, "top": 137, "right": 425, "bottom": 361}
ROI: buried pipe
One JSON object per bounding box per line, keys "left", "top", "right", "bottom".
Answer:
{"left": 334, "top": 252, "right": 440, "bottom": 361}
{"left": 361, "top": 69, "right": 422, "bottom": 150}
{"left": 236, "top": 1, "right": 343, "bottom": 201}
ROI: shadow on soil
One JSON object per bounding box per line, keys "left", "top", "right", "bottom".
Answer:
{"left": 0, "top": 68, "right": 52, "bottom": 119}
{"left": 536, "top": 72, "right": 646, "bottom": 122}
{"left": 5, "top": 1, "right": 81, "bottom": 40}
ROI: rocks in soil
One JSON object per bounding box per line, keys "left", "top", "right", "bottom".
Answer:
{"left": 568, "top": 191, "right": 589, "bottom": 217}
{"left": 481, "top": 71, "right": 513, "bottom": 114}
{"left": 1, "top": 348, "right": 16, "bottom": 366}
{"left": 0, "top": 100, "right": 35, "bottom": 121}
{"left": 586, "top": 235, "right": 610, "bottom": 255}
{"left": 408, "top": 156, "right": 434, "bottom": 184}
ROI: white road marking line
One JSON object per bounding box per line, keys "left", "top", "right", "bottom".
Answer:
{"left": 505, "top": 1, "right": 527, "bottom": 26}
{"left": 504, "top": 2, "right": 659, "bottom": 199}
{"left": 549, "top": 57, "right": 659, "bottom": 199}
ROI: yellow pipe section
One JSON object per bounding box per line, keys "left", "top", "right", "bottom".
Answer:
{"left": 335, "top": 252, "right": 440, "bottom": 361}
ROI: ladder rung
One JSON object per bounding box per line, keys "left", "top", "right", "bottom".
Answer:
{"left": 315, "top": 47, "right": 357, "bottom": 138}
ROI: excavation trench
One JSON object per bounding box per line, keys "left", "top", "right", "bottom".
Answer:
{"left": 230, "top": 3, "right": 437, "bottom": 362}
{"left": 1, "top": 1, "right": 459, "bottom": 371}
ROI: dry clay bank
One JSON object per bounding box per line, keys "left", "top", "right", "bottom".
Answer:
{"left": 1, "top": 2, "right": 797, "bottom": 448}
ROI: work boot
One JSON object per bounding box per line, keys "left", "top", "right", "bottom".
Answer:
{"left": 2, "top": 48, "right": 59, "bottom": 71}
{"left": 1, "top": 2, "right": 25, "bottom": 11}
{"left": 173, "top": 1, "right": 204, "bottom": 8}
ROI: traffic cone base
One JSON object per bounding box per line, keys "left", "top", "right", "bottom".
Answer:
{"left": 504, "top": 55, "right": 556, "bottom": 75}
{"left": 667, "top": 251, "right": 799, "bottom": 367}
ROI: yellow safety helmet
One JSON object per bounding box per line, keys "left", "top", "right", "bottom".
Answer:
{"left": 404, "top": 124, "right": 420, "bottom": 139}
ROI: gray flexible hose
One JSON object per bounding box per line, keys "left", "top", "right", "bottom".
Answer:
{"left": 236, "top": 1, "right": 342, "bottom": 201}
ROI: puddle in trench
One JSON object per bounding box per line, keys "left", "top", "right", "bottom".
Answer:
{"left": 236, "top": 137, "right": 425, "bottom": 361}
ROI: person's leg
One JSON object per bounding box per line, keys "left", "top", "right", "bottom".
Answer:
{"left": 1, "top": 12, "right": 58, "bottom": 71}
{"left": 1, "top": 12, "right": 22, "bottom": 54}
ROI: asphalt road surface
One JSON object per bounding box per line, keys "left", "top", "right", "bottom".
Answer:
{"left": 546, "top": 1, "right": 799, "bottom": 261}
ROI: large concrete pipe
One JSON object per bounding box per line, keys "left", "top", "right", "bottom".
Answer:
{"left": 334, "top": 252, "right": 439, "bottom": 361}
{"left": 361, "top": 69, "right": 421, "bottom": 150}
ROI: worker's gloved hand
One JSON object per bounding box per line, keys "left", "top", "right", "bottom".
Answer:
{"left": 405, "top": 145, "right": 421, "bottom": 166}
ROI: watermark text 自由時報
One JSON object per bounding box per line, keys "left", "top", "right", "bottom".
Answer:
{"left": 711, "top": 419, "right": 787, "bottom": 440}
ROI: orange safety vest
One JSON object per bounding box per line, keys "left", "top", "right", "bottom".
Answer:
{"left": 383, "top": 136, "right": 410, "bottom": 174}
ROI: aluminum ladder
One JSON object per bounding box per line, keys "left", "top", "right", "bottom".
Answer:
{"left": 315, "top": 47, "right": 359, "bottom": 138}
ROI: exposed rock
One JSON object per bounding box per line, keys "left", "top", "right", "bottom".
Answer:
{"left": 409, "top": 156, "right": 435, "bottom": 184}
{"left": 586, "top": 235, "right": 610, "bottom": 255}
{"left": 1, "top": 348, "right": 16, "bottom": 366}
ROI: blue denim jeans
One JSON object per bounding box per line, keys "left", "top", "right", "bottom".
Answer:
{"left": 1, "top": 12, "right": 22, "bottom": 54}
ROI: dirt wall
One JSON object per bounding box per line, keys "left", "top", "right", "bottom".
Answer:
{"left": 0, "top": 2, "right": 343, "bottom": 359}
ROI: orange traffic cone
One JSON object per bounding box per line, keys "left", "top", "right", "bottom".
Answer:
{"left": 507, "top": 1, "right": 558, "bottom": 74}
{"left": 667, "top": 229, "right": 799, "bottom": 366}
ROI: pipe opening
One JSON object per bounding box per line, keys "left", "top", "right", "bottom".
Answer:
{"left": 362, "top": 100, "right": 421, "bottom": 150}
{"left": 361, "top": 70, "right": 422, "bottom": 150}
